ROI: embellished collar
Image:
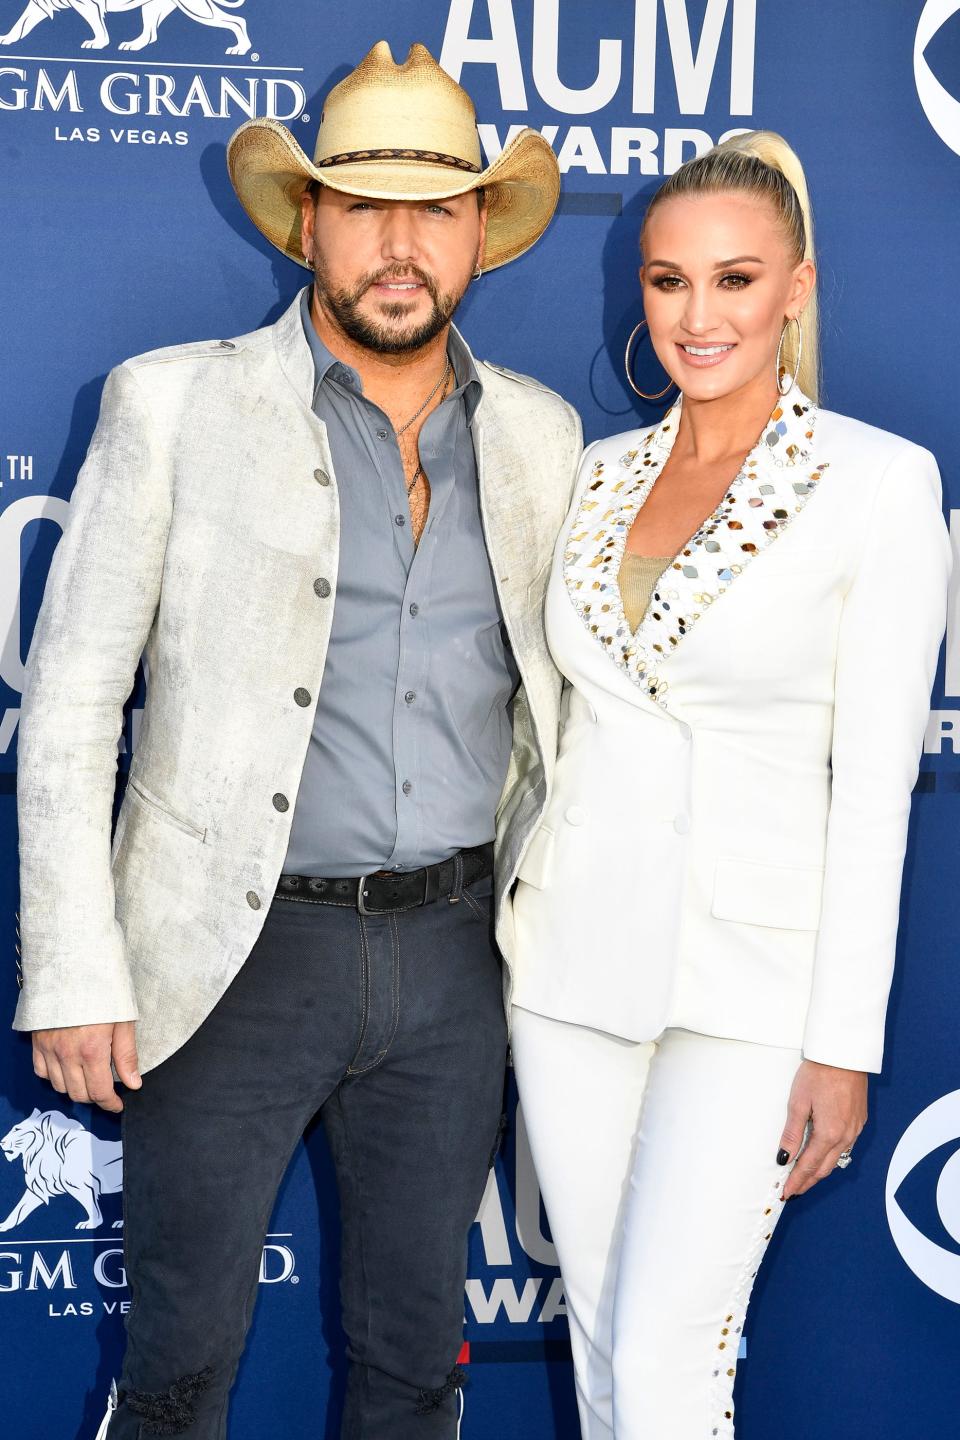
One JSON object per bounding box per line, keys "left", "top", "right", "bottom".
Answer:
{"left": 562, "top": 390, "right": 825, "bottom": 708}
{"left": 646, "top": 389, "right": 816, "bottom": 465}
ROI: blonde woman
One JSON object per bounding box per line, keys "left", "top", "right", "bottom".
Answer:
{"left": 508, "top": 132, "right": 951, "bottom": 1438}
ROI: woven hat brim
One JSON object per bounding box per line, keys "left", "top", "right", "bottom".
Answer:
{"left": 227, "top": 116, "right": 560, "bottom": 271}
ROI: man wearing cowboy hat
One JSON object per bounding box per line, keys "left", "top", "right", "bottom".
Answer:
{"left": 14, "top": 39, "right": 581, "bottom": 1440}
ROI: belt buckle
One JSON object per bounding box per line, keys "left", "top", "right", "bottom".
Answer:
{"left": 357, "top": 874, "right": 371, "bottom": 914}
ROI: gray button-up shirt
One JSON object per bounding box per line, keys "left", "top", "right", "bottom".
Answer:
{"left": 283, "top": 289, "right": 518, "bottom": 878}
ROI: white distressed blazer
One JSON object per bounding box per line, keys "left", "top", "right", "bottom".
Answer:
{"left": 13, "top": 290, "right": 582, "bottom": 1073}
{"left": 510, "top": 391, "right": 951, "bottom": 1073}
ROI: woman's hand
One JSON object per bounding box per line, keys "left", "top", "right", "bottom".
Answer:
{"left": 778, "top": 1059, "right": 868, "bottom": 1200}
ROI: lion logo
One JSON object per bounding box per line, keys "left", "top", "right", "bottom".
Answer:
{"left": 0, "top": 0, "right": 252, "bottom": 56}
{"left": 0, "top": 1108, "right": 123, "bottom": 1232}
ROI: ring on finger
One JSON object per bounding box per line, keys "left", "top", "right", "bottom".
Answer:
{"left": 835, "top": 1149, "right": 854, "bottom": 1170}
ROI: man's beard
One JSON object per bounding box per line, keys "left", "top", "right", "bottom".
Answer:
{"left": 312, "top": 258, "right": 468, "bottom": 356}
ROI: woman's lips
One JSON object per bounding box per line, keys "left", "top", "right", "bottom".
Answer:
{"left": 675, "top": 342, "right": 736, "bottom": 369}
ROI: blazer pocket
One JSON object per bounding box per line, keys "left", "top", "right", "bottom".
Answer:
{"left": 711, "top": 858, "right": 824, "bottom": 931}
{"left": 126, "top": 776, "right": 207, "bottom": 843}
{"left": 516, "top": 825, "right": 555, "bottom": 890}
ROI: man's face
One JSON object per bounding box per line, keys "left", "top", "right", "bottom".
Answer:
{"left": 299, "top": 187, "right": 487, "bottom": 355}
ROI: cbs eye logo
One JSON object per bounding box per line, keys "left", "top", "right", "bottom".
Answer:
{"left": 886, "top": 1090, "right": 960, "bottom": 1302}
{"left": 915, "top": 0, "right": 960, "bottom": 157}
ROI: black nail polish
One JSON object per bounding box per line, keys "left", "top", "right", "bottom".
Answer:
{"left": 776, "top": 1148, "right": 790, "bottom": 1166}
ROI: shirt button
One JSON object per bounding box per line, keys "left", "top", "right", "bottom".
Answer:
{"left": 402, "top": 780, "right": 413, "bottom": 796}
{"left": 395, "top": 514, "right": 406, "bottom": 527}
{"left": 404, "top": 690, "right": 417, "bottom": 705}
{"left": 377, "top": 428, "right": 389, "bottom": 440}
{"left": 679, "top": 722, "right": 692, "bottom": 741}
{"left": 246, "top": 890, "right": 261, "bottom": 910}
{"left": 565, "top": 805, "right": 586, "bottom": 826}
{"left": 673, "top": 814, "right": 691, "bottom": 835}
{"left": 409, "top": 603, "right": 419, "bottom": 617}
{"left": 294, "top": 688, "right": 312, "bottom": 707}
{"left": 314, "top": 578, "right": 332, "bottom": 598}
{"left": 313, "top": 468, "right": 330, "bottom": 486}
{"left": 273, "top": 793, "right": 290, "bottom": 813}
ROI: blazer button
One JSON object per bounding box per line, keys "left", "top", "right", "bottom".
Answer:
{"left": 673, "top": 814, "right": 691, "bottom": 835}
{"left": 313, "top": 468, "right": 330, "bottom": 486}
{"left": 314, "top": 578, "right": 332, "bottom": 599}
{"left": 246, "top": 891, "right": 261, "bottom": 910}
{"left": 294, "top": 687, "right": 312, "bottom": 707}
{"left": 273, "top": 793, "right": 290, "bottom": 812}
{"left": 565, "top": 805, "right": 587, "bottom": 826}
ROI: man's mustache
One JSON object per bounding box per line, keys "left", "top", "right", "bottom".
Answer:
{"left": 357, "top": 266, "right": 440, "bottom": 300}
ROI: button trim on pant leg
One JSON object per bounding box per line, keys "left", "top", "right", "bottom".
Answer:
{"left": 708, "top": 1169, "right": 786, "bottom": 1437}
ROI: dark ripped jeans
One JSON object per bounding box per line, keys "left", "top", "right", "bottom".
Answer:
{"left": 105, "top": 871, "right": 506, "bottom": 1439}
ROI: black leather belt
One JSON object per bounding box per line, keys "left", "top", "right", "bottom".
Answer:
{"left": 275, "top": 842, "right": 494, "bottom": 914}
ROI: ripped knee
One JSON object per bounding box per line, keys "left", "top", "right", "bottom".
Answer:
{"left": 415, "top": 1364, "right": 466, "bottom": 1416}
{"left": 121, "top": 1367, "right": 214, "bottom": 1435}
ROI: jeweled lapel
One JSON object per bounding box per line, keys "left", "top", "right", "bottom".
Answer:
{"left": 563, "top": 390, "right": 827, "bottom": 706}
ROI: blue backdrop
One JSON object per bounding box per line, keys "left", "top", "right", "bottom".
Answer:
{"left": 2, "top": 3, "right": 959, "bottom": 1437}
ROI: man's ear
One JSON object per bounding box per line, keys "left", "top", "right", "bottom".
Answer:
{"left": 476, "top": 200, "right": 489, "bottom": 267}
{"left": 299, "top": 187, "right": 316, "bottom": 264}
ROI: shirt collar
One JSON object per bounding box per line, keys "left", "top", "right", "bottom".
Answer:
{"left": 299, "top": 287, "right": 359, "bottom": 399}
{"left": 446, "top": 324, "right": 483, "bottom": 427}
{"left": 300, "top": 286, "right": 483, "bottom": 426}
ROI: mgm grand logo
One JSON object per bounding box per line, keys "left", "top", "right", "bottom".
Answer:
{"left": 0, "top": 0, "right": 252, "bottom": 55}
{"left": 0, "top": 1109, "right": 297, "bottom": 1307}
{"left": 0, "top": 0, "right": 308, "bottom": 131}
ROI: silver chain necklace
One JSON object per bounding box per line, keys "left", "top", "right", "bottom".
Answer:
{"left": 397, "top": 359, "right": 451, "bottom": 438}
{"left": 399, "top": 358, "right": 452, "bottom": 496}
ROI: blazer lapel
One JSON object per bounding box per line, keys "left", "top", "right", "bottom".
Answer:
{"left": 564, "top": 390, "right": 826, "bottom": 708}
{"left": 272, "top": 287, "right": 317, "bottom": 409}
{"left": 472, "top": 399, "right": 540, "bottom": 638}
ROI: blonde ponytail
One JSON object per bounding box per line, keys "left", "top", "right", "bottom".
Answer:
{"left": 642, "top": 130, "right": 820, "bottom": 401}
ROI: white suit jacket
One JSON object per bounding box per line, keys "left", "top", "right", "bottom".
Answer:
{"left": 13, "top": 290, "right": 582, "bottom": 1073}
{"left": 510, "top": 391, "right": 951, "bottom": 1073}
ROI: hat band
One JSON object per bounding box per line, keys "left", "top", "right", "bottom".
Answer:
{"left": 319, "top": 147, "right": 482, "bottom": 174}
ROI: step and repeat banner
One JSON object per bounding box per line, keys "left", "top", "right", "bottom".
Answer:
{"left": 2, "top": 2, "right": 959, "bottom": 1437}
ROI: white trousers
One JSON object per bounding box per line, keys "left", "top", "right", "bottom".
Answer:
{"left": 510, "top": 1008, "right": 802, "bottom": 1440}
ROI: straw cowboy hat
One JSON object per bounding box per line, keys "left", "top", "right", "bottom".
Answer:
{"left": 227, "top": 40, "right": 560, "bottom": 272}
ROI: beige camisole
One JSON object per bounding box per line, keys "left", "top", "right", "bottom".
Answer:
{"left": 618, "top": 553, "right": 672, "bottom": 632}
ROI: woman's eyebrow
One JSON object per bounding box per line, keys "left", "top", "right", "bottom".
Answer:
{"left": 645, "top": 256, "right": 767, "bottom": 269}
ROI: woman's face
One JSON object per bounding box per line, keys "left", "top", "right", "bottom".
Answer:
{"left": 639, "top": 190, "right": 815, "bottom": 403}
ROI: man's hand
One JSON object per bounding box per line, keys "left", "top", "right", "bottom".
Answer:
{"left": 32, "top": 1022, "right": 141, "bottom": 1114}
{"left": 778, "top": 1059, "right": 867, "bottom": 1200}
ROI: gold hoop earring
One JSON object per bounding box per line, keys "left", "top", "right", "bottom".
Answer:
{"left": 776, "top": 315, "right": 803, "bottom": 396}
{"left": 624, "top": 319, "right": 675, "bottom": 401}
